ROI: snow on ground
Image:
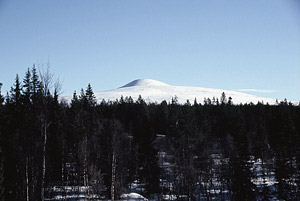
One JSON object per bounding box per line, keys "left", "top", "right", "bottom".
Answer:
{"left": 61, "top": 79, "right": 288, "bottom": 105}
{"left": 120, "top": 192, "right": 148, "bottom": 200}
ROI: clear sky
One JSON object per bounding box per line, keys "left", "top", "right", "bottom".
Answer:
{"left": 0, "top": 0, "right": 299, "bottom": 101}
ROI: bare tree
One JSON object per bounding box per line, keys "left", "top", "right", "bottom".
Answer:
{"left": 110, "top": 120, "right": 123, "bottom": 201}
{"left": 100, "top": 119, "right": 128, "bottom": 201}
{"left": 38, "top": 62, "right": 61, "bottom": 201}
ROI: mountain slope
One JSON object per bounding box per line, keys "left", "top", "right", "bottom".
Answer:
{"left": 62, "top": 79, "right": 279, "bottom": 104}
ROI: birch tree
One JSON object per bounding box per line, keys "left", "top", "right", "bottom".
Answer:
{"left": 38, "top": 63, "right": 61, "bottom": 201}
{"left": 100, "top": 119, "right": 129, "bottom": 201}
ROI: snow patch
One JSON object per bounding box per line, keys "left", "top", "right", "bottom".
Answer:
{"left": 120, "top": 192, "right": 148, "bottom": 200}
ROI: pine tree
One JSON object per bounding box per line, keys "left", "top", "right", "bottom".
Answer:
{"left": 31, "top": 65, "right": 39, "bottom": 100}
{"left": 23, "top": 68, "right": 31, "bottom": 101}
{"left": 53, "top": 89, "right": 58, "bottom": 104}
{"left": 228, "top": 97, "right": 232, "bottom": 105}
{"left": 220, "top": 92, "right": 227, "bottom": 104}
{"left": 0, "top": 83, "right": 4, "bottom": 105}
{"left": 193, "top": 98, "right": 198, "bottom": 106}
{"left": 70, "top": 90, "right": 78, "bottom": 106}
{"left": 79, "top": 88, "right": 87, "bottom": 105}
{"left": 10, "top": 74, "right": 22, "bottom": 104}
{"left": 85, "top": 83, "right": 96, "bottom": 106}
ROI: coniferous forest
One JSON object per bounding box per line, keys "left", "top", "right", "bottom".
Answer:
{"left": 1, "top": 67, "right": 300, "bottom": 201}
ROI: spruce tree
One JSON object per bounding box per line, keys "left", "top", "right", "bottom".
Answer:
{"left": 31, "top": 65, "right": 39, "bottom": 100}
{"left": 10, "top": 74, "right": 22, "bottom": 104}
{"left": 220, "top": 92, "right": 227, "bottom": 104}
{"left": 23, "top": 68, "right": 31, "bottom": 101}
{"left": 79, "top": 88, "right": 87, "bottom": 105}
{"left": 0, "top": 83, "right": 3, "bottom": 105}
{"left": 228, "top": 96, "right": 232, "bottom": 105}
{"left": 85, "top": 83, "right": 96, "bottom": 106}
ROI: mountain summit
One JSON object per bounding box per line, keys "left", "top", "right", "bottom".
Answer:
{"left": 62, "top": 79, "right": 279, "bottom": 104}
{"left": 120, "top": 79, "right": 169, "bottom": 88}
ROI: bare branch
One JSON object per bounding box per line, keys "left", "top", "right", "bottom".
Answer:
{"left": 38, "top": 61, "right": 62, "bottom": 96}
{"left": 54, "top": 77, "right": 63, "bottom": 96}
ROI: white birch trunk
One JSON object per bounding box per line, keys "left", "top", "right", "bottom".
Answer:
{"left": 41, "top": 122, "right": 47, "bottom": 201}
{"left": 111, "top": 149, "right": 116, "bottom": 201}
{"left": 83, "top": 135, "right": 89, "bottom": 200}
{"left": 26, "top": 157, "right": 29, "bottom": 201}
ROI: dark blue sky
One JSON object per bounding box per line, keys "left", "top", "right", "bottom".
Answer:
{"left": 0, "top": 0, "right": 299, "bottom": 101}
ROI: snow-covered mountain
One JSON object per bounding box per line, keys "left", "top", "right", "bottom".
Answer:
{"left": 62, "top": 79, "right": 280, "bottom": 104}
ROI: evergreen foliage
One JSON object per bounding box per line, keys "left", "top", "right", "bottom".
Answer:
{"left": 1, "top": 67, "right": 300, "bottom": 200}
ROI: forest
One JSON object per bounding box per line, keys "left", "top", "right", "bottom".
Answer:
{"left": 1, "top": 66, "right": 300, "bottom": 201}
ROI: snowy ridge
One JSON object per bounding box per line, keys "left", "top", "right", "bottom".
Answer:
{"left": 62, "top": 79, "right": 283, "bottom": 105}
{"left": 120, "top": 79, "right": 169, "bottom": 88}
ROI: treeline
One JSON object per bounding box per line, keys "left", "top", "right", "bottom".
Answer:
{"left": 1, "top": 67, "right": 300, "bottom": 200}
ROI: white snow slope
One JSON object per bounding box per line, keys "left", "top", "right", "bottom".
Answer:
{"left": 62, "top": 79, "right": 282, "bottom": 105}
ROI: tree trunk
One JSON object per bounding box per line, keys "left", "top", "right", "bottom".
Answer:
{"left": 41, "top": 121, "right": 47, "bottom": 201}
{"left": 26, "top": 157, "right": 29, "bottom": 201}
{"left": 83, "top": 135, "right": 90, "bottom": 201}
{"left": 111, "top": 150, "right": 116, "bottom": 201}
{"left": 188, "top": 183, "right": 192, "bottom": 201}
{"left": 61, "top": 144, "right": 64, "bottom": 184}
